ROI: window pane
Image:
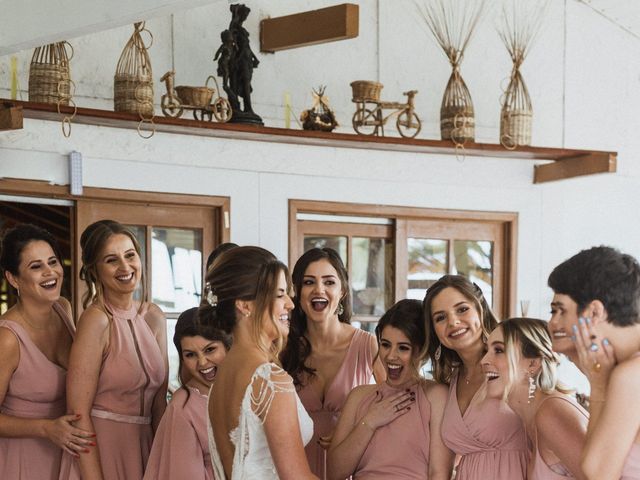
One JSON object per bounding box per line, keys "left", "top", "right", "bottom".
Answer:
{"left": 407, "top": 238, "right": 448, "bottom": 300}
{"left": 303, "top": 236, "right": 347, "bottom": 261}
{"left": 452, "top": 240, "right": 493, "bottom": 307}
{"left": 352, "top": 237, "right": 391, "bottom": 317}
{"left": 151, "top": 228, "right": 203, "bottom": 313}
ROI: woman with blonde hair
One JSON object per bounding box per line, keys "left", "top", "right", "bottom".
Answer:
{"left": 482, "top": 318, "right": 588, "bottom": 479}
{"left": 423, "top": 275, "right": 528, "bottom": 479}
{"left": 60, "top": 220, "right": 168, "bottom": 480}
{"left": 204, "top": 246, "right": 317, "bottom": 479}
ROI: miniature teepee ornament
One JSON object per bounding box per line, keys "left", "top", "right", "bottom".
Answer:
{"left": 417, "top": 0, "right": 486, "bottom": 146}
{"left": 300, "top": 86, "right": 338, "bottom": 132}
{"left": 499, "top": 0, "right": 548, "bottom": 149}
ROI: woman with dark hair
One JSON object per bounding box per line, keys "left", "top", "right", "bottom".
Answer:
{"left": 204, "top": 246, "right": 317, "bottom": 479}
{"left": 549, "top": 246, "right": 640, "bottom": 479}
{"left": 0, "top": 224, "right": 93, "bottom": 479}
{"left": 144, "top": 307, "right": 231, "bottom": 480}
{"left": 328, "top": 299, "right": 454, "bottom": 479}
{"left": 482, "top": 318, "right": 588, "bottom": 479}
{"left": 423, "top": 274, "right": 527, "bottom": 479}
{"left": 282, "top": 247, "right": 385, "bottom": 479}
{"left": 60, "top": 220, "right": 168, "bottom": 480}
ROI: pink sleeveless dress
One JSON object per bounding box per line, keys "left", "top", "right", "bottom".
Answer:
{"left": 298, "top": 328, "right": 375, "bottom": 479}
{"left": 529, "top": 395, "right": 588, "bottom": 479}
{"left": 143, "top": 386, "right": 213, "bottom": 480}
{"left": 622, "top": 352, "right": 640, "bottom": 479}
{"left": 59, "top": 303, "right": 166, "bottom": 480}
{"left": 0, "top": 302, "right": 75, "bottom": 480}
{"left": 442, "top": 372, "right": 528, "bottom": 480}
{"left": 352, "top": 382, "right": 430, "bottom": 479}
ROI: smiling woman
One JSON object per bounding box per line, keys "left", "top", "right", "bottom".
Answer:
{"left": 59, "top": 220, "right": 168, "bottom": 480}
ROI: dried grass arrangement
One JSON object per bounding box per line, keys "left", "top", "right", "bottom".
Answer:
{"left": 417, "top": 0, "right": 487, "bottom": 145}
{"left": 28, "top": 41, "right": 77, "bottom": 137}
{"left": 114, "top": 22, "right": 154, "bottom": 137}
{"left": 499, "top": 0, "right": 548, "bottom": 149}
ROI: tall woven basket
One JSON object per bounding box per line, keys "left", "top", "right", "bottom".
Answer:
{"left": 29, "top": 42, "right": 72, "bottom": 105}
{"left": 114, "top": 23, "right": 154, "bottom": 118}
{"left": 500, "top": 69, "right": 532, "bottom": 148}
{"left": 441, "top": 69, "right": 475, "bottom": 143}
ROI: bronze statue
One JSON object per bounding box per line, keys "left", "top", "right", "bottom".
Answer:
{"left": 215, "top": 4, "right": 262, "bottom": 125}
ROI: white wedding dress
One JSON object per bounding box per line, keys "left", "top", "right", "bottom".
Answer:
{"left": 208, "top": 362, "right": 314, "bottom": 479}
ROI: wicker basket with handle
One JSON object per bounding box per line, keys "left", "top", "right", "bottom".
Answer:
{"left": 114, "top": 22, "right": 154, "bottom": 118}
{"left": 29, "top": 42, "right": 73, "bottom": 105}
{"left": 350, "top": 81, "right": 383, "bottom": 102}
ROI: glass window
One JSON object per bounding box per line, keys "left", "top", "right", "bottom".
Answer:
{"left": 303, "top": 236, "right": 347, "bottom": 260}
{"left": 407, "top": 238, "right": 448, "bottom": 300}
{"left": 452, "top": 240, "right": 493, "bottom": 307}
{"left": 352, "top": 237, "right": 391, "bottom": 317}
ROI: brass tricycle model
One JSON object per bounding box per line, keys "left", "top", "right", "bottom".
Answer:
{"left": 160, "top": 71, "right": 232, "bottom": 122}
{"left": 351, "top": 81, "right": 421, "bottom": 138}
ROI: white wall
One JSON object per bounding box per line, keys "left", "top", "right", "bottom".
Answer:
{"left": 1, "top": 1, "right": 639, "bottom": 390}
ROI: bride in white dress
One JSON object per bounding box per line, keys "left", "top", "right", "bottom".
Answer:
{"left": 201, "top": 246, "right": 318, "bottom": 480}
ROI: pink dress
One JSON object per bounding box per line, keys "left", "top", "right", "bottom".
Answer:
{"left": 622, "top": 352, "right": 640, "bottom": 479}
{"left": 442, "top": 373, "right": 528, "bottom": 480}
{"left": 59, "top": 303, "right": 166, "bottom": 480}
{"left": 298, "top": 328, "right": 375, "bottom": 479}
{"left": 352, "top": 382, "right": 430, "bottom": 479}
{"left": 529, "top": 396, "right": 588, "bottom": 479}
{"left": 143, "top": 386, "right": 213, "bottom": 480}
{"left": 0, "top": 302, "right": 75, "bottom": 480}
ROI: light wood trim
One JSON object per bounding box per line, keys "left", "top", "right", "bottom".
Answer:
{"left": 394, "top": 218, "right": 408, "bottom": 302}
{"left": 260, "top": 3, "right": 358, "bottom": 52}
{"left": 9, "top": 100, "right": 617, "bottom": 178}
{"left": 298, "top": 221, "right": 391, "bottom": 238}
{"left": 291, "top": 198, "right": 518, "bottom": 223}
{"left": 534, "top": 152, "right": 616, "bottom": 184}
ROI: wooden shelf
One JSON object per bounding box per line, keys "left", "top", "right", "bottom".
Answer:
{"left": 6, "top": 99, "right": 617, "bottom": 184}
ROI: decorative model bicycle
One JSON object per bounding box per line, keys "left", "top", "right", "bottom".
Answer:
{"left": 351, "top": 81, "right": 421, "bottom": 138}
{"left": 160, "top": 71, "right": 232, "bottom": 122}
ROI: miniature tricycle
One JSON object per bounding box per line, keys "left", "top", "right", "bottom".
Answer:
{"left": 160, "top": 70, "right": 232, "bottom": 122}
{"left": 351, "top": 81, "right": 421, "bottom": 138}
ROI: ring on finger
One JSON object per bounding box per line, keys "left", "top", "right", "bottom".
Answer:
{"left": 592, "top": 362, "right": 602, "bottom": 372}
{"left": 589, "top": 343, "right": 599, "bottom": 352}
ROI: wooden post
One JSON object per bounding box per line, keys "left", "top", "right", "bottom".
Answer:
{"left": 260, "top": 4, "right": 359, "bottom": 53}
{"left": 0, "top": 102, "right": 23, "bottom": 131}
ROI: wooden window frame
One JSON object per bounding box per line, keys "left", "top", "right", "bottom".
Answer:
{"left": 289, "top": 199, "right": 518, "bottom": 319}
{"left": 0, "top": 178, "right": 230, "bottom": 316}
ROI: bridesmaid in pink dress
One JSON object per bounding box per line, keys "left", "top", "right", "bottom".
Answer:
{"left": 282, "top": 248, "right": 385, "bottom": 479}
{"left": 144, "top": 307, "right": 231, "bottom": 480}
{"left": 482, "top": 318, "right": 588, "bottom": 479}
{"left": 329, "top": 300, "right": 454, "bottom": 479}
{"left": 0, "top": 225, "right": 94, "bottom": 479}
{"left": 60, "top": 220, "right": 168, "bottom": 480}
{"left": 549, "top": 246, "right": 640, "bottom": 479}
{"left": 423, "top": 275, "right": 528, "bottom": 479}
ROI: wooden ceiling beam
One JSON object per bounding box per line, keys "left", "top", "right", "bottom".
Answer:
{"left": 533, "top": 152, "right": 616, "bottom": 184}
{"left": 260, "top": 3, "right": 359, "bottom": 53}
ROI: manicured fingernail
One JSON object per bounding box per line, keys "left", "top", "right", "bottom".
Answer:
{"left": 572, "top": 325, "right": 578, "bottom": 332}
{"left": 89, "top": 442, "right": 96, "bottom": 447}
{"left": 578, "top": 317, "right": 584, "bottom": 325}
{"left": 586, "top": 317, "right": 591, "bottom": 324}
{"left": 571, "top": 335, "right": 576, "bottom": 342}
{"left": 406, "top": 388, "right": 410, "bottom": 392}
{"left": 603, "top": 338, "right": 610, "bottom": 346}
{"left": 407, "top": 406, "right": 411, "bottom": 410}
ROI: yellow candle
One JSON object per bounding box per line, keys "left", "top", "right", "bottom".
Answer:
{"left": 10, "top": 56, "right": 18, "bottom": 100}
{"left": 284, "top": 92, "right": 291, "bottom": 129}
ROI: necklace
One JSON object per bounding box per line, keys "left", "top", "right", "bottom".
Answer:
{"left": 18, "top": 306, "right": 49, "bottom": 331}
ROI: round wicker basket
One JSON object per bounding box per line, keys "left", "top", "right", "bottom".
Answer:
{"left": 175, "top": 86, "right": 214, "bottom": 108}
{"left": 350, "top": 81, "right": 383, "bottom": 102}
{"left": 29, "top": 42, "right": 72, "bottom": 105}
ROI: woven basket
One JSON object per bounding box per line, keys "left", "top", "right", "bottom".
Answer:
{"left": 29, "top": 42, "right": 72, "bottom": 105}
{"left": 500, "top": 69, "right": 532, "bottom": 147}
{"left": 440, "top": 70, "right": 475, "bottom": 143}
{"left": 114, "top": 23, "right": 154, "bottom": 118}
{"left": 350, "top": 81, "right": 383, "bottom": 102}
{"left": 175, "top": 86, "right": 214, "bottom": 108}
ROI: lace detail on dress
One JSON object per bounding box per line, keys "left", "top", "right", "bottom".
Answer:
{"left": 208, "top": 362, "right": 312, "bottom": 480}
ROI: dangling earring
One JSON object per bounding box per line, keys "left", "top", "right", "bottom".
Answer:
{"left": 527, "top": 371, "right": 537, "bottom": 404}
{"left": 434, "top": 344, "right": 442, "bottom": 361}
{"left": 337, "top": 302, "right": 344, "bottom": 316}
{"left": 206, "top": 288, "right": 218, "bottom": 307}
